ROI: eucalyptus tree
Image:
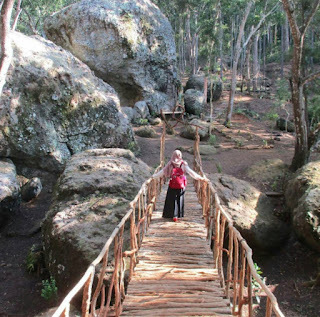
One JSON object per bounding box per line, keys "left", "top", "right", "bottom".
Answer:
{"left": 16, "top": 0, "right": 78, "bottom": 35}
{"left": 282, "top": 0, "right": 320, "bottom": 170}
{"left": 0, "top": 0, "right": 17, "bottom": 96}
{"left": 224, "top": 0, "right": 279, "bottom": 126}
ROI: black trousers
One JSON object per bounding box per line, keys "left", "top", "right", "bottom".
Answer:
{"left": 162, "top": 187, "right": 185, "bottom": 218}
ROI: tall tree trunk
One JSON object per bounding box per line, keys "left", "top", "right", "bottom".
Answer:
{"left": 284, "top": 14, "right": 290, "bottom": 51}
{"left": 224, "top": 2, "right": 278, "bottom": 125}
{"left": 0, "top": 0, "right": 15, "bottom": 97}
{"left": 282, "top": 0, "right": 320, "bottom": 170}
{"left": 185, "top": 8, "right": 192, "bottom": 69}
{"left": 281, "top": 25, "right": 284, "bottom": 78}
{"left": 263, "top": 32, "right": 266, "bottom": 91}
{"left": 253, "top": 32, "right": 259, "bottom": 91}
{"left": 218, "top": 1, "right": 223, "bottom": 80}
{"left": 11, "top": 0, "right": 21, "bottom": 31}
{"left": 224, "top": 1, "right": 254, "bottom": 125}
{"left": 230, "top": 19, "right": 234, "bottom": 74}
{"left": 246, "top": 39, "right": 252, "bottom": 93}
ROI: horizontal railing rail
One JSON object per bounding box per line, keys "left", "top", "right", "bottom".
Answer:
{"left": 53, "top": 175, "right": 163, "bottom": 317}
{"left": 192, "top": 127, "right": 284, "bottom": 317}
{"left": 53, "top": 122, "right": 167, "bottom": 317}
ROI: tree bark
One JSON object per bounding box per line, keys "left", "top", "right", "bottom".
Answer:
{"left": 282, "top": 0, "right": 320, "bottom": 170}
{"left": 0, "top": 0, "right": 15, "bottom": 97}
{"left": 11, "top": 0, "right": 21, "bottom": 31}
{"left": 280, "top": 25, "right": 284, "bottom": 78}
{"left": 224, "top": 1, "right": 254, "bottom": 125}
{"left": 252, "top": 32, "right": 259, "bottom": 91}
{"left": 245, "top": 39, "right": 252, "bottom": 93}
{"left": 224, "top": 1, "right": 278, "bottom": 125}
{"left": 218, "top": 1, "right": 223, "bottom": 80}
{"left": 284, "top": 14, "right": 290, "bottom": 51}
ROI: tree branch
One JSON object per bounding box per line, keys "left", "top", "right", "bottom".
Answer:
{"left": 0, "top": 0, "right": 15, "bottom": 97}
{"left": 242, "top": 2, "right": 279, "bottom": 49}
{"left": 282, "top": 0, "right": 301, "bottom": 45}
{"left": 302, "top": 70, "right": 320, "bottom": 86}
{"left": 301, "top": 0, "right": 320, "bottom": 39}
{"left": 11, "top": 0, "right": 22, "bottom": 31}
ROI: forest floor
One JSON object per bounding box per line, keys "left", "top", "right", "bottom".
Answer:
{"left": 0, "top": 87, "right": 320, "bottom": 317}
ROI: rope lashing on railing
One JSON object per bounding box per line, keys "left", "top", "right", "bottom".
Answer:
{"left": 192, "top": 127, "right": 285, "bottom": 317}
{"left": 53, "top": 129, "right": 167, "bottom": 317}
{"left": 53, "top": 119, "right": 284, "bottom": 317}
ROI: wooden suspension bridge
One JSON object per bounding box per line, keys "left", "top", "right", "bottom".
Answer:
{"left": 52, "top": 122, "right": 285, "bottom": 317}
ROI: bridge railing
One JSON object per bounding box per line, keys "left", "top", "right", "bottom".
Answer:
{"left": 52, "top": 176, "right": 162, "bottom": 317}
{"left": 52, "top": 125, "right": 167, "bottom": 317}
{"left": 192, "top": 128, "right": 284, "bottom": 317}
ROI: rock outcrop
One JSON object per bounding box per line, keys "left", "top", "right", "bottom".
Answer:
{"left": 44, "top": 0, "right": 179, "bottom": 113}
{"left": 209, "top": 174, "right": 289, "bottom": 251}
{"left": 42, "top": 148, "right": 151, "bottom": 293}
{"left": 285, "top": 161, "right": 320, "bottom": 252}
{"left": 21, "top": 177, "right": 42, "bottom": 202}
{"left": 0, "top": 159, "right": 20, "bottom": 225}
{"left": 0, "top": 32, "right": 134, "bottom": 172}
{"left": 180, "top": 119, "right": 210, "bottom": 140}
{"left": 185, "top": 74, "right": 222, "bottom": 102}
{"left": 184, "top": 89, "right": 205, "bottom": 116}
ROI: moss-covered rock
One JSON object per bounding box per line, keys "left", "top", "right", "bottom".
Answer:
{"left": 42, "top": 148, "right": 151, "bottom": 293}
{"left": 208, "top": 174, "right": 289, "bottom": 251}
{"left": 134, "top": 126, "right": 157, "bottom": 138}
{"left": 0, "top": 159, "right": 20, "bottom": 223}
{"left": 0, "top": 32, "right": 134, "bottom": 172}
{"left": 44, "top": 0, "right": 179, "bottom": 112}
{"left": 285, "top": 161, "right": 320, "bottom": 252}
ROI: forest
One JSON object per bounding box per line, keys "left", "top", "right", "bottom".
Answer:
{"left": 0, "top": 0, "right": 320, "bottom": 316}
{"left": 2, "top": 0, "right": 320, "bottom": 169}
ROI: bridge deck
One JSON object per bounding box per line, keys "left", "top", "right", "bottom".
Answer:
{"left": 121, "top": 181, "right": 232, "bottom": 316}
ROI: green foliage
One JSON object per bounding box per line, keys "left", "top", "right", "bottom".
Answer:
{"left": 235, "top": 108, "right": 260, "bottom": 120}
{"left": 265, "top": 112, "right": 279, "bottom": 121}
{"left": 275, "top": 79, "right": 291, "bottom": 107}
{"left": 252, "top": 263, "right": 266, "bottom": 304}
{"left": 139, "top": 118, "right": 149, "bottom": 125}
{"left": 216, "top": 162, "right": 222, "bottom": 173}
{"left": 308, "top": 95, "right": 320, "bottom": 128}
{"left": 25, "top": 244, "right": 43, "bottom": 274}
{"left": 16, "top": 0, "right": 79, "bottom": 35}
{"left": 127, "top": 141, "right": 139, "bottom": 153}
{"left": 41, "top": 276, "right": 58, "bottom": 301}
{"left": 208, "top": 134, "right": 217, "bottom": 146}
{"left": 235, "top": 140, "right": 243, "bottom": 148}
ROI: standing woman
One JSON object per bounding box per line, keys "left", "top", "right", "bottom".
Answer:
{"left": 152, "top": 150, "right": 207, "bottom": 221}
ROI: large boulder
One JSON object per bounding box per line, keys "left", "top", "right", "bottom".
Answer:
{"left": 42, "top": 148, "right": 151, "bottom": 293}
{"left": 44, "top": 0, "right": 179, "bottom": 113}
{"left": 185, "top": 75, "right": 222, "bottom": 102}
{"left": 184, "top": 89, "right": 205, "bottom": 116}
{"left": 276, "top": 118, "right": 295, "bottom": 132}
{"left": 21, "top": 177, "right": 42, "bottom": 202}
{"left": 284, "top": 161, "right": 320, "bottom": 252}
{"left": 180, "top": 119, "right": 210, "bottom": 140}
{"left": 0, "top": 32, "right": 134, "bottom": 172}
{"left": 208, "top": 174, "right": 289, "bottom": 251}
{"left": 0, "top": 159, "right": 20, "bottom": 225}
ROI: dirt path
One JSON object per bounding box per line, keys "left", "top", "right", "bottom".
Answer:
{"left": 0, "top": 93, "right": 319, "bottom": 317}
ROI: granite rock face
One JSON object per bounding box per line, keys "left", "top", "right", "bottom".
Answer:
{"left": 44, "top": 0, "right": 179, "bottom": 113}
{"left": 0, "top": 159, "right": 20, "bottom": 225}
{"left": 209, "top": 174, "right": 289, "bottom": 251}
{"left": 0, "top": 32, "right": 134, "bottom": 172}
{"left": 285, "top": 161, "right": 320, "bottom": 252}
{"left": 42, "top": 148, "right": 151, "bottom": 293}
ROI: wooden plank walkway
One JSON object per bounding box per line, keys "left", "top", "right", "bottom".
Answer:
{"left": 121, "top": 180, "right": 232, "bottom": 316}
